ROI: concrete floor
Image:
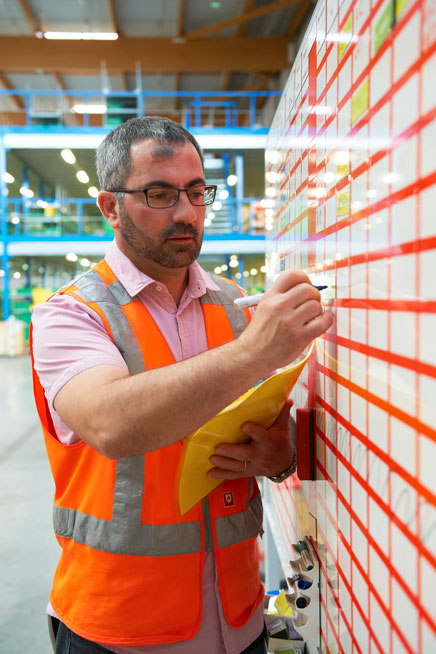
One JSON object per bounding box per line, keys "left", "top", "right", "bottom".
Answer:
{"left": 0, "top": 355, "right": 59, "bottom": 654}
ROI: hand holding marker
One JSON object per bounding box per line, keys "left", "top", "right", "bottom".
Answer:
{"left": 234, "top": 285, "right": 328, "bottom": 310}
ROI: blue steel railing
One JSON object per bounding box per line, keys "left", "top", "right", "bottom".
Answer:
{"left": 0, "top": 89, "right": 280, "bottom": 130}
{"left": 3, "top": 196, "right": 267, "bottom": 238}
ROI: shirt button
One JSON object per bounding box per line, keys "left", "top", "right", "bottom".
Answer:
{"left": 155, "top": 285, "right": 162, "bottom": 292}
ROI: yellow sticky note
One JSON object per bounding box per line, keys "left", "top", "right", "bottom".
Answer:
{"left": 177, "top": 346, "right": 313, "bottom": 514}
{"left": 338, "top": 14, "right": 353, "bottom": 59}
{"left": 274, "top": 590, "right": 294, "bottom": 617}
{"left": 351, "top": 78, "right": 369, "bottom": 125}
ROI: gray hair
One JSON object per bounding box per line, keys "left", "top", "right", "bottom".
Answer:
{"left": 96, "top": 116, "right": 204, "bottom": 190}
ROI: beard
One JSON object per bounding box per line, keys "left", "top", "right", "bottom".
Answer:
{"left": 118, "top": 203, "right": 203, "bottom": 269}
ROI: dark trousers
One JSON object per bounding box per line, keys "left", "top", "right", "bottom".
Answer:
{"left": 51, "top": 618, "right": 268, "bottom": 654}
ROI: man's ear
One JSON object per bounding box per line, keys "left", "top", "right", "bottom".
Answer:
{"left": 97, "top": 191, "right": 120, "bottom": 229}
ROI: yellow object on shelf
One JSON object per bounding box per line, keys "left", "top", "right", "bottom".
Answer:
{"left": 31, "top": 287, "right": 53, "bottom": 305}
{"left": 177, "top": 345, "right": 313, "bottom": 514}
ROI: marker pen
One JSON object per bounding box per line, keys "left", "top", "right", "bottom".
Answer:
{"left": 234, "top": 285, "right": 328, "bottom": 310}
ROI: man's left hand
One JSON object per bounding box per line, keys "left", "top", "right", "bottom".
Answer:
{"left": 207, "top": 398, "right": 295, "bottom": 479}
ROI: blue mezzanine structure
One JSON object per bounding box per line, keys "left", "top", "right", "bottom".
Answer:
{"left": 0, "top": 89, "right": 280, "bottom": 130}
{"left": 0, "top": 89, "right": 276, "bottom": 320}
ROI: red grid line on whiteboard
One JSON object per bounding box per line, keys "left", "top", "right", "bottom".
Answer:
{"left": 314, "top": 468, "right": 427, "bottom": 654}
{"left": 274, "top": 166, "right": 436, "bottom": 249}
{"left": 265, "top": 1, "right": 436, "bottom": 652}
{"left": 318, "top": 363, "right": 436, "bottom": 445}
{"left": 316, "top": 400, "right": 436, "bottom": 573}
{"left": 314, "top": 495, "right": 402, "bottom": 654}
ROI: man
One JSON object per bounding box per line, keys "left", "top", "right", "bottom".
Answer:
{"left": 31, "top": 116, "right": 332, "bottom": 654}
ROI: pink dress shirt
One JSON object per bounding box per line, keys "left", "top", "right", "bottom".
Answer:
{"left": 31, "top": 241, "right": 264, "bottom": 654}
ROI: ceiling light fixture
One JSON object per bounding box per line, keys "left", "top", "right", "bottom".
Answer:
{"left": 73, "top": 104, "right": 107, "bottom": 114}
{"left": 61, "top": 149, "right": 76, "bottom": 164}
{"left": 2, "top": 172, "right": 14, "bottom": 183}
{"left": 44, "top": 32, "right": 118, "bottom": 40}
{"left": 76, "top": 170, "right": 90, "bottom": 184}
{"left": 88, "top": 186, "right": 99, "bottom": 198}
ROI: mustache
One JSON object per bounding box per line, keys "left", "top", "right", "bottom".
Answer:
{"left": 160, "top": 223, "right": 199, "bottom": 239}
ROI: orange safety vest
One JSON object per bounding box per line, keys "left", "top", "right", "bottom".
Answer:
{"left": 30, "top": 259, "right": 264, "bottom": 647}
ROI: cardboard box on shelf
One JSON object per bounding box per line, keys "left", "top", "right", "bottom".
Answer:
{"left": 0, "top": 317, "right": 26, "bottom": 356}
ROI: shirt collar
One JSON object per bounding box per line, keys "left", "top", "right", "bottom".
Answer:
{"left": 104, "top": 240, "right": 220, "bottom": 299}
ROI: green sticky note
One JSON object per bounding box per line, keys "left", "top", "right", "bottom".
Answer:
{"left": 374, "top": 1, "right": 393, "bottom": 55}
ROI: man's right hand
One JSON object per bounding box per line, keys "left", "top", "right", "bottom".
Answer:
{"left": 239, "top": 270, "right": 333, "bottom": 374}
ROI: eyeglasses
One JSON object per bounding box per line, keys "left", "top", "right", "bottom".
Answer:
{"left": 108, "top": 184, "right": 217, "bottom": 209}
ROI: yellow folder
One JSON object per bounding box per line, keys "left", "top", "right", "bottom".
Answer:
{"left": 177, "top": 346, "right": 313, "bottom": 514}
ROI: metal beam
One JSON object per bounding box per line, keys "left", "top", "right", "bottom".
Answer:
{"left": 287, "top": 0, "right": 314, "bottom": 39}
{"left": 107, "top": 0, "right": 122, "bottom": 37}
{"left": 185, "top": 0, "right": 300, "bottom": 40}
{"left": 177, "top": 0, "right": 185, "bottom": 38}
{"left": 222, "top": 0, "right": 254, "bottom": 91}
{"left": 0, "top": 36, "right": 288, "bottom": 74}
{"left": 53, "top": 72, "right": 80, "bottom": 125}
{"left": 0, "top": 73, "right": 24, "bottom": 110}
{"left": 16, "top": 0, "right": 42, "bottom": 35}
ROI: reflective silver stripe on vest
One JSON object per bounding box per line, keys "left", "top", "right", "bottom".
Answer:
{"left": 53, "top": 504, "right": 202, "bottom": 556}
{"left": 71, "top": 269, "right": 145, "bottom": 375}
{"left": 54, "top": 267, "right": 255, "bottom": 556}
{"left": 200, "top": 274, "right": 249, "bottom": 339}
{"left": 215, "top": 493, "right": 263, "bottom": 549}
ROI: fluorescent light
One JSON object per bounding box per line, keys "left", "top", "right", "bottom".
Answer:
{"left": 82, "top": 32, "right": 118, "bottom": 40}
{"left": 88, "top": 186, "right": 99, "bottom": 198}
{"left": 19, "top": 186, "right": 34, "bottom": 198}
{"left": 44, "top": 32, "right": 118, "bottom": 40}
{"left": 76, "top": 170, "right": 89, "bottom": 184}
{"left": 61, "top": 149, "right": 76, "bottom": 164}
{"left": 2, "top": 172, "right": 14, "bottom": 183}
{"left": 73, "top": 104, "right": 107, "bottom": 114}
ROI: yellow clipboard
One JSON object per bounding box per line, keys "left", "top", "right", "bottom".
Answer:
{"left": 177, "top": 345, "right": 313, "bottom": 514}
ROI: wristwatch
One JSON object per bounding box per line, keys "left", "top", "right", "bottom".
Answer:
{"left": 267, "top": 451, "right": 297, "bottom": 483}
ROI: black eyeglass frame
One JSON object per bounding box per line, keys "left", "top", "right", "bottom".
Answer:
{"left": 108, "top": 184, "right": 218, "bottom": 209}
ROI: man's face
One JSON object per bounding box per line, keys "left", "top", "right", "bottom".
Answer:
{"left": 116, "top": 139, "right": 206, "bottom": 273}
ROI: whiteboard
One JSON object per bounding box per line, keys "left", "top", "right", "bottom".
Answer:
{"left": 264, "top": 0, "right": 436, "bottom": 652}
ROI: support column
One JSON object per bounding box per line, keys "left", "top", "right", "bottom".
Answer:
{"left": 0, "top": 136, "right": 10, "bottom": 319}
{"left": 238, "top": 256, "right": 245, "bottom": 288}
{"left": 235, "top": 154, "right": 244, "bottom": 233}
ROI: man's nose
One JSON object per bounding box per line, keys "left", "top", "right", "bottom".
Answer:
{"left": 171, "top": 190, "right": 198, "bottom": 222}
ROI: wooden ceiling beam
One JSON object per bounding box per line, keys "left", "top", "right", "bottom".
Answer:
{"left": 185, "top": 0, "right": 300, "bottom": 40}
{"left": 0, "top": 73, "right": 24, "bottom": 110}
{"left": 0, "top": 36, "right": 288, "bottom": 74}
{"left": 16, "top": 0, "right": 42, "bottom": 35}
